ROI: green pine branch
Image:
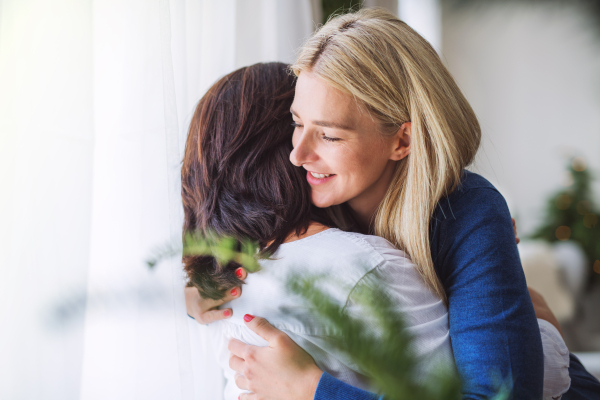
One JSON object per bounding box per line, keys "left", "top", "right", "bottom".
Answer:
{"left": 149, "top": 233, "right": 511, "bottom": 399}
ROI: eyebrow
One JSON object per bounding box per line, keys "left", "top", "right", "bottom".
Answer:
{"left": 290, "top": 108, "right": 355, "bottom": 131}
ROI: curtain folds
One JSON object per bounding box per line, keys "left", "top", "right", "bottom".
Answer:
{"left": 0, "top": 1, "right": 313, "bottom": 399}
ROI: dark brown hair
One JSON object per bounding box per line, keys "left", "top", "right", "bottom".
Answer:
{"left": 181, "top": 62, "right": 328, "bottom": 299}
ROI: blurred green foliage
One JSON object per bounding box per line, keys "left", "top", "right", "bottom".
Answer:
{"left": 531, "top": 158, "right": 600, "bottom": 287}
{"left": 150, "top": 233, "right": 510, "bottom": 400}
{"left": 288, "top": 275, "right": 466, "bottom": 400}
{"left": 322, "top": 0, "right": 363, "bottom": 23}
{"left": 147, "top": 231, "right": 261, "bottom": 273}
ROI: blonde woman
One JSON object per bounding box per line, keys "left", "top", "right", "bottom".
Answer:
{"left": 187, "top": 8, "right": 600, "bottom": 400}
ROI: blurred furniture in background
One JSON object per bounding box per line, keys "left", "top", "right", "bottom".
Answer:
{"left": 520, "top": 241, "right": 578, "bottom": 323}
{"left": 521, "top": 239, "right": 600, "bottom": 378}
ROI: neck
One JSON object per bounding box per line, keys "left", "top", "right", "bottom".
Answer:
{"left": 283, "top": 222, "right": 329, "bottom": 244}
{"left": 347, "top": 160, "right": 397, "bottom": 233}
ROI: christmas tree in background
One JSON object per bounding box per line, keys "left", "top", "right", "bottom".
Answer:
{"left": 530, "top": 157, "right": 600, "bottom": 288}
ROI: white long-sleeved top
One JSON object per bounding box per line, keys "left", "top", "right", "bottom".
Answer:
{"left": 207, "top": 228, "right": 570, "bottom": 400}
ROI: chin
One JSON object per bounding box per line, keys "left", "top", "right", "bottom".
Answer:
{"left": 310, "top": 194, "right": 333, "bottom": 209}
{"left": 311, "top": 192, "right": 344, "bottom": 209}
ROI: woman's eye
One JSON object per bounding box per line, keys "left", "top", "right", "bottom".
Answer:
{"left": 322, "top": 134, "right": 341, "bottom": 142}
{"left": 291, "top": 122, "right": 303, "bottom": 128}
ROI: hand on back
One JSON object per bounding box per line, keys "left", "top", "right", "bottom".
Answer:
{"left": 229, "top": 315, "right": 322, "bottom": 400}
{"left": 185, "top": 267, "right": 247, "bottom": 324}
{"left": 185, "top": 267, "right": 321, "bottom": 399}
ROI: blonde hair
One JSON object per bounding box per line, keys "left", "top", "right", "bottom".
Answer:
{"left": 291, "top": 8, "right": 481, "bottom": 302}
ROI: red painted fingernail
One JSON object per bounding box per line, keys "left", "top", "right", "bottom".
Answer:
{"left": 223, "top": 309, "right": 231, "bottom": 317}
{"left": 231, "top": 288, "right": 238, "bottom": 296}
{"left": 235, "top": 268, "right": 243, "bottom": 278}
{"left": 243, "top": 314, "right": 255, "bottom": 322}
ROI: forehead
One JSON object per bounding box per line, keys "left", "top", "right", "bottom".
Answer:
{"left": 292, "top": 71, "right": 360, "bottom": 124}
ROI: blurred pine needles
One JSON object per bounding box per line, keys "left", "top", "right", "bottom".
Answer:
{"left": 149, "top": 234, "right": 510, "bottom": 399}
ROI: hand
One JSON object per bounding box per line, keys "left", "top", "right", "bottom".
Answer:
{"left": 185, "top": 267, "right": 247, "bottom": 324}
{"left": 528, "top": 287, "right": 563, "bottom": 337}
{"left": 512, "top": 218, "right": 520, "bottom": 244}
{"left": 228, "top": 315, "right": 323, "bottom": 400}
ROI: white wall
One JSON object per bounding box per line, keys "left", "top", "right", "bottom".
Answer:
{"left": 442, "top": 3, "right": 600, "bottom": 235}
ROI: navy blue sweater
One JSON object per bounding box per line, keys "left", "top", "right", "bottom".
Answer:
{"left": 314, "top": 171, "right": 598, "bottom": 400}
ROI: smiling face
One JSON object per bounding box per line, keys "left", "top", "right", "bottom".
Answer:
{"left": 289, "top": 71, "right": 411, "bottom": 225}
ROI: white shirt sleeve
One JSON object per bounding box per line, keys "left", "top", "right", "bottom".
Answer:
{"left": 538, "top": 318, "right": 570, "bottom": 400}
{"left": 342, "top": 235, "right": 572, "bottom": 398}
{"left": 342, "top": 244, "right": 455, "bottom": 376}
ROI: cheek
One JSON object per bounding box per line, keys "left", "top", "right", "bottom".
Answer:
{"left": 308, "top": 140, "right": 390, "bottom": 207}
{"left": 339, "top": 145, "right": 385, "bottom": 183}
{"left": 332, "top": 144, "right": 391, "bottom": 199}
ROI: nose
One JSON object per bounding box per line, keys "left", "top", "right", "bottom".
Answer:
{"left": 290, "top": 130, "right": 318, "bottom": 167}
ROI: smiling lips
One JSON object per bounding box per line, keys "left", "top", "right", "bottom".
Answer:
{"left": 306, "top": 170, "right": 336, "bottom": 185}
{"left": 310, "top": 171, "right": 331, "bottom": 179}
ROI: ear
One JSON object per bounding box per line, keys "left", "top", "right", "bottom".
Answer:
{"left": 389, "top": 122, "right": 411, "bottom": 161}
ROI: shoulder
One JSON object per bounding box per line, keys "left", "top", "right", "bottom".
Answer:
{"left": 288, "top": 228, "right": 399, "bottom": 263}
{"left": 330, "top": 231, "right": 418, "bottom": 273}
{"left": 440, "top": 170, "right": 504, "bottom": 212}
{"left": 457, "top": 169, "right": 496, "bottom": 192}
{"left": 339, "top": 234, "right": 440, "bottom": 309}
{"left": 430, "top": 171, "right": 513, "bottom": 260}
{"left": 432, "top": 170, "right": 512, "bottom": 230}
{"left": 274, "top": 229, "right": 397, "bottom": 289}
{"left": 430, "top": 170, "right": 518, "bottom": 280}
{"left": 280, "top": 229, "right": 420, "bottom": 296}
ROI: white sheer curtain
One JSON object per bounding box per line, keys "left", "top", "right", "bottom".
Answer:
{"left": 0, "top": 1, "right": 313, "bottom": 399}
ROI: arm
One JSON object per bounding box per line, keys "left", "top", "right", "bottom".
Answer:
{"left": 432, "top": 186, "right": 544, "bottom": 399}
{"left": 228, "top": 250, "right": 452, "bottom": 400}
{"left": 226, "top": 195, "right": 540, "bottom": 400}
{"left": 227, "top": 315, "right": 325, "bottom": 400}
{"left": 528, "top": 287, "right": 562, "bottom": 337}
{"left": 227, "top": 319, "right": 382, "bottom": 400}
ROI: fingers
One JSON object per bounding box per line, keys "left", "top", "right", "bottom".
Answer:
{"left": 235, "top": 267, "right": 248, "bottom": 280}
{"left": 196, "top": 294, "right": 227, "bottom": 314}
{"left": 197, "top": 308, "right": 232, "bottom": 324}
{"left": 228, "top": 338, "right": 251, "bottom": 358}
{"left": 198, "top": 286, "right": 241, "bottom": 323}
{"left": 229, "top": 354, "right": 245, "bottom": 375}
{"left": 512, "top": 218, "right": 520, "bottom": 244}
{"left": 192, "top": 286, "right": 243, "bottom": 315}
{"left": 185, "top": 286, "right": 226, "bottom": 320}
{"left": 234, "top": 373, "right": 249, "bottom": 390}
{"left": 223, "top": 286, "right": 242, "bottom": 303}
{"left": 184, "top": 286, "right": 202, "bottom": 319}
{"left": 243, "top": 315, "right": 282, "bottom": 344}
{"left": 184, "top": 281, "right": 244, "bottom": 324}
